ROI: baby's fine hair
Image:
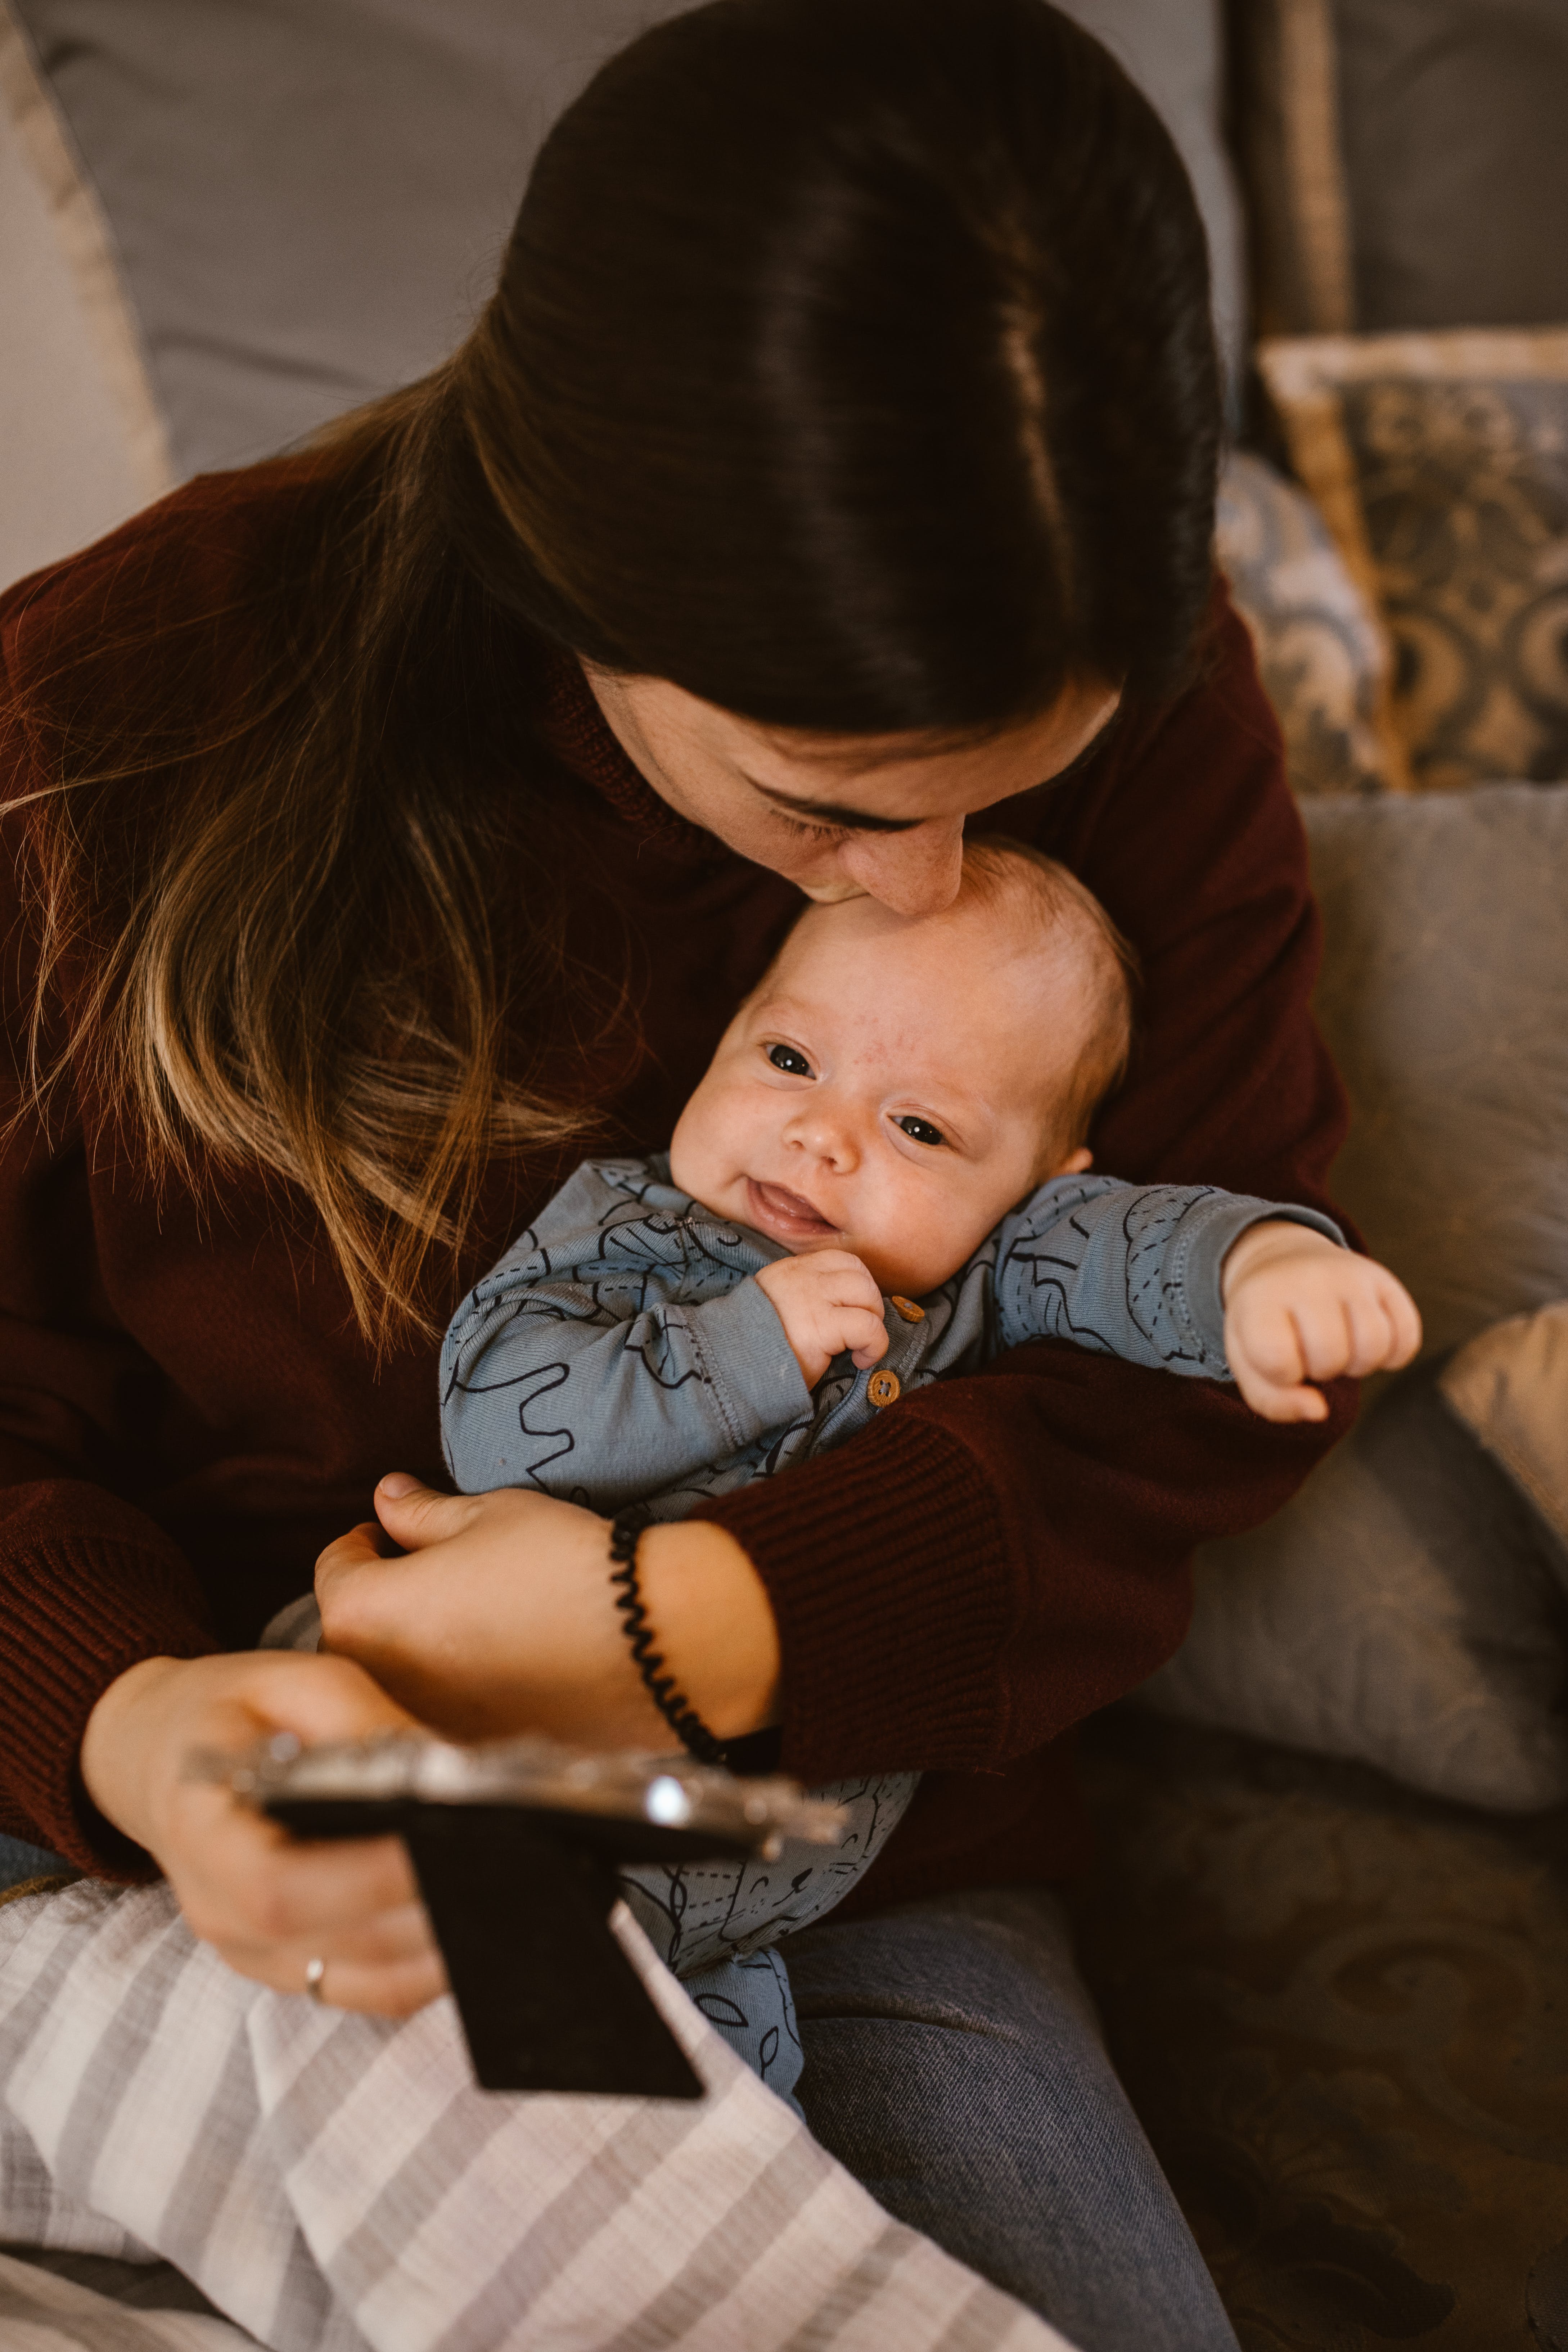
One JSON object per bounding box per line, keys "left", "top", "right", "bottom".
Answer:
{"left": 959, "top": 836, "right": 1139, "bottom": 1157}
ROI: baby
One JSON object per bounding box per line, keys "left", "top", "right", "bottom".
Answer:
{"left": 432, "top": 838, "right": 1418, "bottom": 2102}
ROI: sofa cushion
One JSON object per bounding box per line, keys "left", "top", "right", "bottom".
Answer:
{"left": 1305, "top": 783, "right": 1568, "bottom": 1354}
{"left": 1072, "top": 1708, "right": 1568, "bottom": 2352}
{"left": 1141, "top": 1355, "right": 1568, "bottom": 1810}
{"left": 1143, "top": 784, "right": 1568, "bottom": 1809}
{"left": 1230, "top": 0, "right": 1568, "bottom": 340}
{"left": 10, "top": 0, "right": 1247, "bottom": 481}
{"left": 0, "top": 0, "right": 172, "bottom": 589}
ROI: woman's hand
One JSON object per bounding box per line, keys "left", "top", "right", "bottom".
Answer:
{"left": 80, "top": 1650, "right": 446, "bottom": 2017}
{"left": 315, "top": 1476, "right": 780, "bottom": 1747}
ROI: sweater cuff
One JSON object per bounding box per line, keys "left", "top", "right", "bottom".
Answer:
{"left": 691, "top": 1276, "right": 813, "bottom": 1449}
{"left": 691, "top": 1414, "right": 1013, "bottom": 1784}
{"left": 1181, "top": 1199, "right": 1347, "bottom": 1359}
{"left": 0, "top": 1483, "right": 219, "bottom": 1878}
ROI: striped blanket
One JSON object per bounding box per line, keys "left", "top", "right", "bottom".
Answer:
{"left": 0, "top": 1878, "right": 1076, "bottom": 2352}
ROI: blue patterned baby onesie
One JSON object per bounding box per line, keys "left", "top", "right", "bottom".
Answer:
{"left": 437, "top": 1156, "right": 1339, "bottom": 2101}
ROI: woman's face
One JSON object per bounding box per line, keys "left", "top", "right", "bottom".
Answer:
{"left": 583, "top": 667, "right": 1121, "bottom": 918}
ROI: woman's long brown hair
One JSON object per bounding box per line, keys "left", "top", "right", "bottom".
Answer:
{"left": 4, "top": 0, "right": 1221, "bottom": 1350}
{"left": 9, "top": 378, "right": 605, "bottom": 1348}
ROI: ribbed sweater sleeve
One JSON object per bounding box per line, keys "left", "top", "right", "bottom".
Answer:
{"left": 0, "top": 1482, "right": 217, "bottom": 1873}
{"left": 0, "top": 601, "right": 219, "bottom": 1874}
{"left": 695, "top": 589, "right": 1358, "bottom": 1789}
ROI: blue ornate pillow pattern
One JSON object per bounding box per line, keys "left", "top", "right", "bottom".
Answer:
{"left": 1260, "top": 329, "right": 1568, "bottom": 792}
{"left": 1217, "top": 449, "right": 1406, "bottom": 795}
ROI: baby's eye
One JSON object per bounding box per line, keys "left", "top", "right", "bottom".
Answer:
{"left": 896, "top": 1116, "right": 946, "bottom": 1148}
{"left": 767, "top": 1043, "right": 813, "bottom": 1077}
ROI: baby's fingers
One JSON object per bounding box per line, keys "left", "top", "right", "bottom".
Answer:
{"left": 1227, "top": 1308, "right": 1320, "bottom": 1422}
{"left": 1377, "top": 1271, "right": 1423, "bottom": 1369}
{"left": 1230, "top": 1349, "right": 1329, "bottom": 1423}
{"left": 1303, "top": 1277, "right": 1416, "bottom": 1381}
{"left": 1335, "top": 1288, "right": 1402, "bottom": 1379}
{"left": 843, "top": 1309, "right": 890, "bottom": 1370}
{"left": 1228, "top": 1297, "right": 1308, "bottom": 1389}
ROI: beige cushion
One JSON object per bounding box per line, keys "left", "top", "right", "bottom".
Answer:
{"left": 1442, "top": 1300, "right": 1568, "bottom": 1556}
{"left": 0, "top": 1, "right": 171, "bottom": 592}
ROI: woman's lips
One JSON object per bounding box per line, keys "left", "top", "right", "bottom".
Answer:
{"left": 744, "top": 1176, "right": 841, "bottom": 1242}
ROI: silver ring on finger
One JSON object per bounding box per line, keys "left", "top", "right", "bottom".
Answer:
{"left": 305, "top": 1955, "right": 328, "bottom": 2005}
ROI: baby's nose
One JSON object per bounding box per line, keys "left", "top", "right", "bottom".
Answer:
{"left": 785, "top": 1108, "right": 860, "bottom": 1168}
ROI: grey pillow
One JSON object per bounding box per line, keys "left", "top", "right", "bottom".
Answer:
{"left": 10, "top": 0, "right": 1247, "bottom": 479}
{"left": 1305, "top": 783, "right": 1568, "bottom": 1357}
{"left": 1141, "top": 1359, "right": 1568, "bottom": 1811}
{"left": 1143, "top": 784, "right": 1568, "bottom": 1807}
{"left": 1231, "top": 0, "right": 1568, "bottom": 339}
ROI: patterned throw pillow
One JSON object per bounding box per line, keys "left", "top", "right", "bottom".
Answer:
{"left": 1216, "top": 449, "right": 1406, "bottom": 794}
{"left": 1259, "top": 329, "right": 1568, "bottom": 790}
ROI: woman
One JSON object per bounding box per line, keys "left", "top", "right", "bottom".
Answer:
{"left": 0, "top": 3, "right": 1351, "bottom": 2346}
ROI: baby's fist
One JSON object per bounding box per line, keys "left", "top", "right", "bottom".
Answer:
{"left": 754, "top": 1250, "right": 889, "bottom": 1389}
{"left": 1221, "top": 1221, "right": 1421, "bottom": 1423}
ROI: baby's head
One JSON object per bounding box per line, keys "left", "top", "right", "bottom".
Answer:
{"left": 670, "top": 840, "right": 1136, "bottom": 1296}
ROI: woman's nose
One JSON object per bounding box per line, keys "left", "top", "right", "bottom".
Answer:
{"left": 838, "top": 817, "right": 965, "bottom": 917}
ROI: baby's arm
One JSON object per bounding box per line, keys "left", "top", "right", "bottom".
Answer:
{"left": 989, "top": 1176, "right": 1418, "bottom": 1416}
{"left": 1220, "top": 1220, "right": 1420, "bottom": 1420}
{"left": 440, "top": 1166, "right": 812, "bottom": 1510}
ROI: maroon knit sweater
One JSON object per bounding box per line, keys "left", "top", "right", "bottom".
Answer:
{"left": 0, "top": 463, "right": 1354, "bottom": 1895}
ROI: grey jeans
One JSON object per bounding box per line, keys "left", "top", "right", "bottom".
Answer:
{"left": 787, "top": 1885, "right": 1241, "bottom": 2352}
{"left": 0, "top": 1836, "right": 67, "bottom": 1891}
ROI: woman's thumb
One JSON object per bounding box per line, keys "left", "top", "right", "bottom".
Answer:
{"left": 373, "top": 1474, "right": 464, "bottom": 1544}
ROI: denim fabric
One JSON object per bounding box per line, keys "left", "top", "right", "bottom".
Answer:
{"left": 0, "top": 1835, "right": 71, "bottom": 1892}
{"left": 787, "top": 1885, "right": 1240, "bottom": 2352}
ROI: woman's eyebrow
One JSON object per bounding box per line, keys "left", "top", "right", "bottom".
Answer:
{"left": 741, "top": 777, "right": 925, "bottom": 834}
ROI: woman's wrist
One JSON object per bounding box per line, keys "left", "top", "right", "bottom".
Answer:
{"left": 80, "top": 1653, "right": 186, "bottom": 1851}
{"left": 317, "top": 1482, "right": 781, "bottom": 1751}
{"left": 631, "top": 1520, "right": 781, "bottom": 1742}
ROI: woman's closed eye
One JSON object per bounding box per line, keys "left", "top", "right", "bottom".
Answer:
{"left": 767, "top": 1042, "right": 814, "bottom": 1077}
{"left": 895, "top": 1115, "right": 946, "bottom": 1148}
{"left": 772, "top": 811, "right": 851, "bottom": 846}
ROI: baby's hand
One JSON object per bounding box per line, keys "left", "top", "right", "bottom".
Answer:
{"left": 1221, "top": 1221, "right": 1421, "bottom": 1422}
{"left": 754, "top": 1250, "right": 889, "bottom": 1388}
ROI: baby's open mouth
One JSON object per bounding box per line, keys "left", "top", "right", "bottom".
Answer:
{"left": 744, "top": 1177, "right": 841, "bottom": 1243}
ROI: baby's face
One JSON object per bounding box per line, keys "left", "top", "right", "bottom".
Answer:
{"left": 669, "top": 893, "right": 1094, "bottom": 1297}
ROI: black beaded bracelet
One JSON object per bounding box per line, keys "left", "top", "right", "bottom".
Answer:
{"left": 608, "top": 1512, "right": 729, "bottom": 1767}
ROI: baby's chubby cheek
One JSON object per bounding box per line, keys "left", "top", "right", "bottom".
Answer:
{"left": 850, "top": 1186, "right": 993, "bottom": 1299}
{"left": 667, "top": 1085, "right": 745, "bottom": 1218}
